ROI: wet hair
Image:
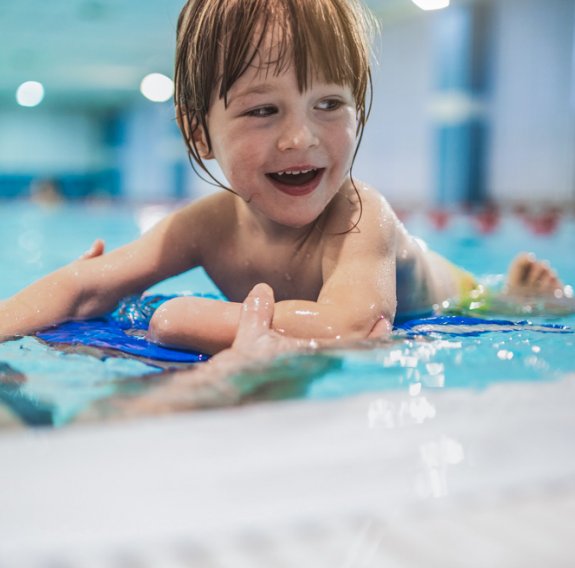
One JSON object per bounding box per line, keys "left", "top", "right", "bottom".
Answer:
{"left": 174, "top": 0, "right": 374, "bottom": 192}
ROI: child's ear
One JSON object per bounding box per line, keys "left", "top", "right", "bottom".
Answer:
{"left": 192, "top": 124, "right": 213, "bottom": 159}
{"left": 176, "top": 105, "right": 213, "bottom": 159}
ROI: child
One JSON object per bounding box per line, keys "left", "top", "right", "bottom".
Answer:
{"left": 0, "top": 0, "right": 570, "bottom": 360}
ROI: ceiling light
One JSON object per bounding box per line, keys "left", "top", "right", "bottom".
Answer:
{"left": 16, "top": 81, "right": 45, "bottom": 107}
{"left": 411, "top": 0, "right": 450, "bottom": 10}
{"left": 140, "top": 73, "right": 174, "bottom": 103}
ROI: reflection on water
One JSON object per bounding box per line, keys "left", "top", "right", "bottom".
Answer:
{"left": 367, "top": 394, "right": 437, "bottom": 429}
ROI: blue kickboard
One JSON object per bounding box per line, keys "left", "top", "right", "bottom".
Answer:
{"left": 37, "top": 318, "right": 208, "bottom": 363}
{"left": 36, "top": 295, "right": 571, "bottom": 364}
{"left": 35, "top": 294, "right": 212, "bottom": 365}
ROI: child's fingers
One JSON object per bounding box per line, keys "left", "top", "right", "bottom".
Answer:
{"left": 526, "top": 261, "right": 548, "bottom": 287}
{"left": 79, "top": 238, "right": 105, "bottom": 260}
{"left": 507, "top": 253, "right": 563, "bottom": 295}
{"left": 508, "top": 252, "right": 535, "bottom": 285}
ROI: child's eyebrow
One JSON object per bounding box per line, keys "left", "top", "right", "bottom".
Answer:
{"left": 228, "top": 83, "right": 276, "bottom": 104}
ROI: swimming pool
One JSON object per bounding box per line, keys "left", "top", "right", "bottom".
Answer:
{"left": 0, "top": 201, "right": 574, "bottom": 427}
{"left": 2, "top": 200, "right": 575, "bottom": 566}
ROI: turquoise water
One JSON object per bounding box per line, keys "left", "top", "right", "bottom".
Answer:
{"left": 0, "top": 202, "right": 574, "bottom": 426}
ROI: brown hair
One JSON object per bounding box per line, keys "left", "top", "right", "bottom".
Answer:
{"left": 174, "top": 0, "right": 374, "bottom": 189}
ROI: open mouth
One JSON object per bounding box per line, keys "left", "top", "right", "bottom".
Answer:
{"left": 267, "top": 168, "right": 323, "bottom": 188}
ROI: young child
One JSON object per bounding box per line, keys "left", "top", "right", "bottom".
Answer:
{"left": 0, "top": 0, "right": 570, "bottom": 360}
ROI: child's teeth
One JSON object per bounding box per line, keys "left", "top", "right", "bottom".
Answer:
{"left": 268, "top": 168, "right": 319, "bottom": 186}
{"left": 282, "top": 169, "right": 313, "bottom": 175}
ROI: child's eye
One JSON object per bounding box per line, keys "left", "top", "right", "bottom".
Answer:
{"left": 316, "top": 98, "right": 344, "bottom": 111}
{"left": 245, "top": 105, "right": 277, "bottom": 118}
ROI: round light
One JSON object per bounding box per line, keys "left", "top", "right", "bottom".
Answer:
{"left": 140, "top": 73, "right": 174, "bottom": 103}
{"left": 411, "top": 0, "right": 450, "bottom": 10}
{"left": 16, "top": 81, "right": 45, "bottom": 107}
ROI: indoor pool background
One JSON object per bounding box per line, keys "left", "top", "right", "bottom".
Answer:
{"left": 1, "top": 201, "right": 574, "bottom": 427}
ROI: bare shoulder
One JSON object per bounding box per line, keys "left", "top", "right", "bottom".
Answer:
{"left": 163, "top": 192, "right": 235, "bottom": 238}
{"left": 170, "top": 192, "right": 235, "bottom": 226}
{"left": 135, "top": 191, "right": 237, "bottom": 267}
{"left": 324, "top": 180, "right": 400, "bottom": 243}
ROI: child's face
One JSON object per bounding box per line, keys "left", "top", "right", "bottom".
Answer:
{"left": 196, "top": 62, "right": 358, "bottom": 229}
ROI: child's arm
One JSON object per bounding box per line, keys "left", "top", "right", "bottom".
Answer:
{"left": 278, "top": 189, "right": 400, "bottom": 339}
{"left": 0, "top": 205, "right": 203, "bottom": 341}
{"left": 275, "top": 188, "right": 398, "bottom": 339}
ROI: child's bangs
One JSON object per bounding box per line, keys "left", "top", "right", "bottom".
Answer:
{"left": 286, "top": 0, "right": 371, "bottom": 106}
{"left": 217, "top": 0, "right": 371, "bottom": 109}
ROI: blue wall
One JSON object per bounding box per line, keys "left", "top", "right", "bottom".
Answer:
{"left": 351, "top": 0, "right": 575, "bottom": 207}
{"left": 0, "top": 108, "right": 117, "bottom": 199}
{"left": 0, "top": 103, "right": 193, "bottom": 201}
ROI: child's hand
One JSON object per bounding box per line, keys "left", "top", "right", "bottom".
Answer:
{"left": 78, "top": 239, "right": 105, "bottom": 260}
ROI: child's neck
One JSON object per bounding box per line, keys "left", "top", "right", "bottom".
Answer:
{"left": 235, "top": 196, "right": 325, "bottom": 245}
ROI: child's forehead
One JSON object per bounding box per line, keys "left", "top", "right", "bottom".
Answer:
{"left": 224, "top": 65, "right": 336, "bottom": 101}
{"left": 217, "top": 18, "right": 331, "bottom": 89}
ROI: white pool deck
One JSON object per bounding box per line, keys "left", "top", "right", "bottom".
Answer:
{"left": 1, "top": 374, "right": 574, "bottom": 567}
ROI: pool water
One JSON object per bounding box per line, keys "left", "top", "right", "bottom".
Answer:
{"left": 1, "top": 202, "right": 574, "bottom": 426}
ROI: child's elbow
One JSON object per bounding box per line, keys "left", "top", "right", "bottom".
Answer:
{"left": 333, "top": 314, "right": 392, "bottom": 343}
{"left": 366, "top": 316, "right": 393, "bottom": 339}
{"left": 350, "top": 303, "right": 394, "bottom": 340}
{"left": 147, "top": 299, "right": 201, "bottom": 349}
{"left": 148, "top": 304, "right": 180, "bottom": 346}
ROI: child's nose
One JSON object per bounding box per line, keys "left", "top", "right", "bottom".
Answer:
{"left": 277, "top": 119, "right": 319, "bottom": 152}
